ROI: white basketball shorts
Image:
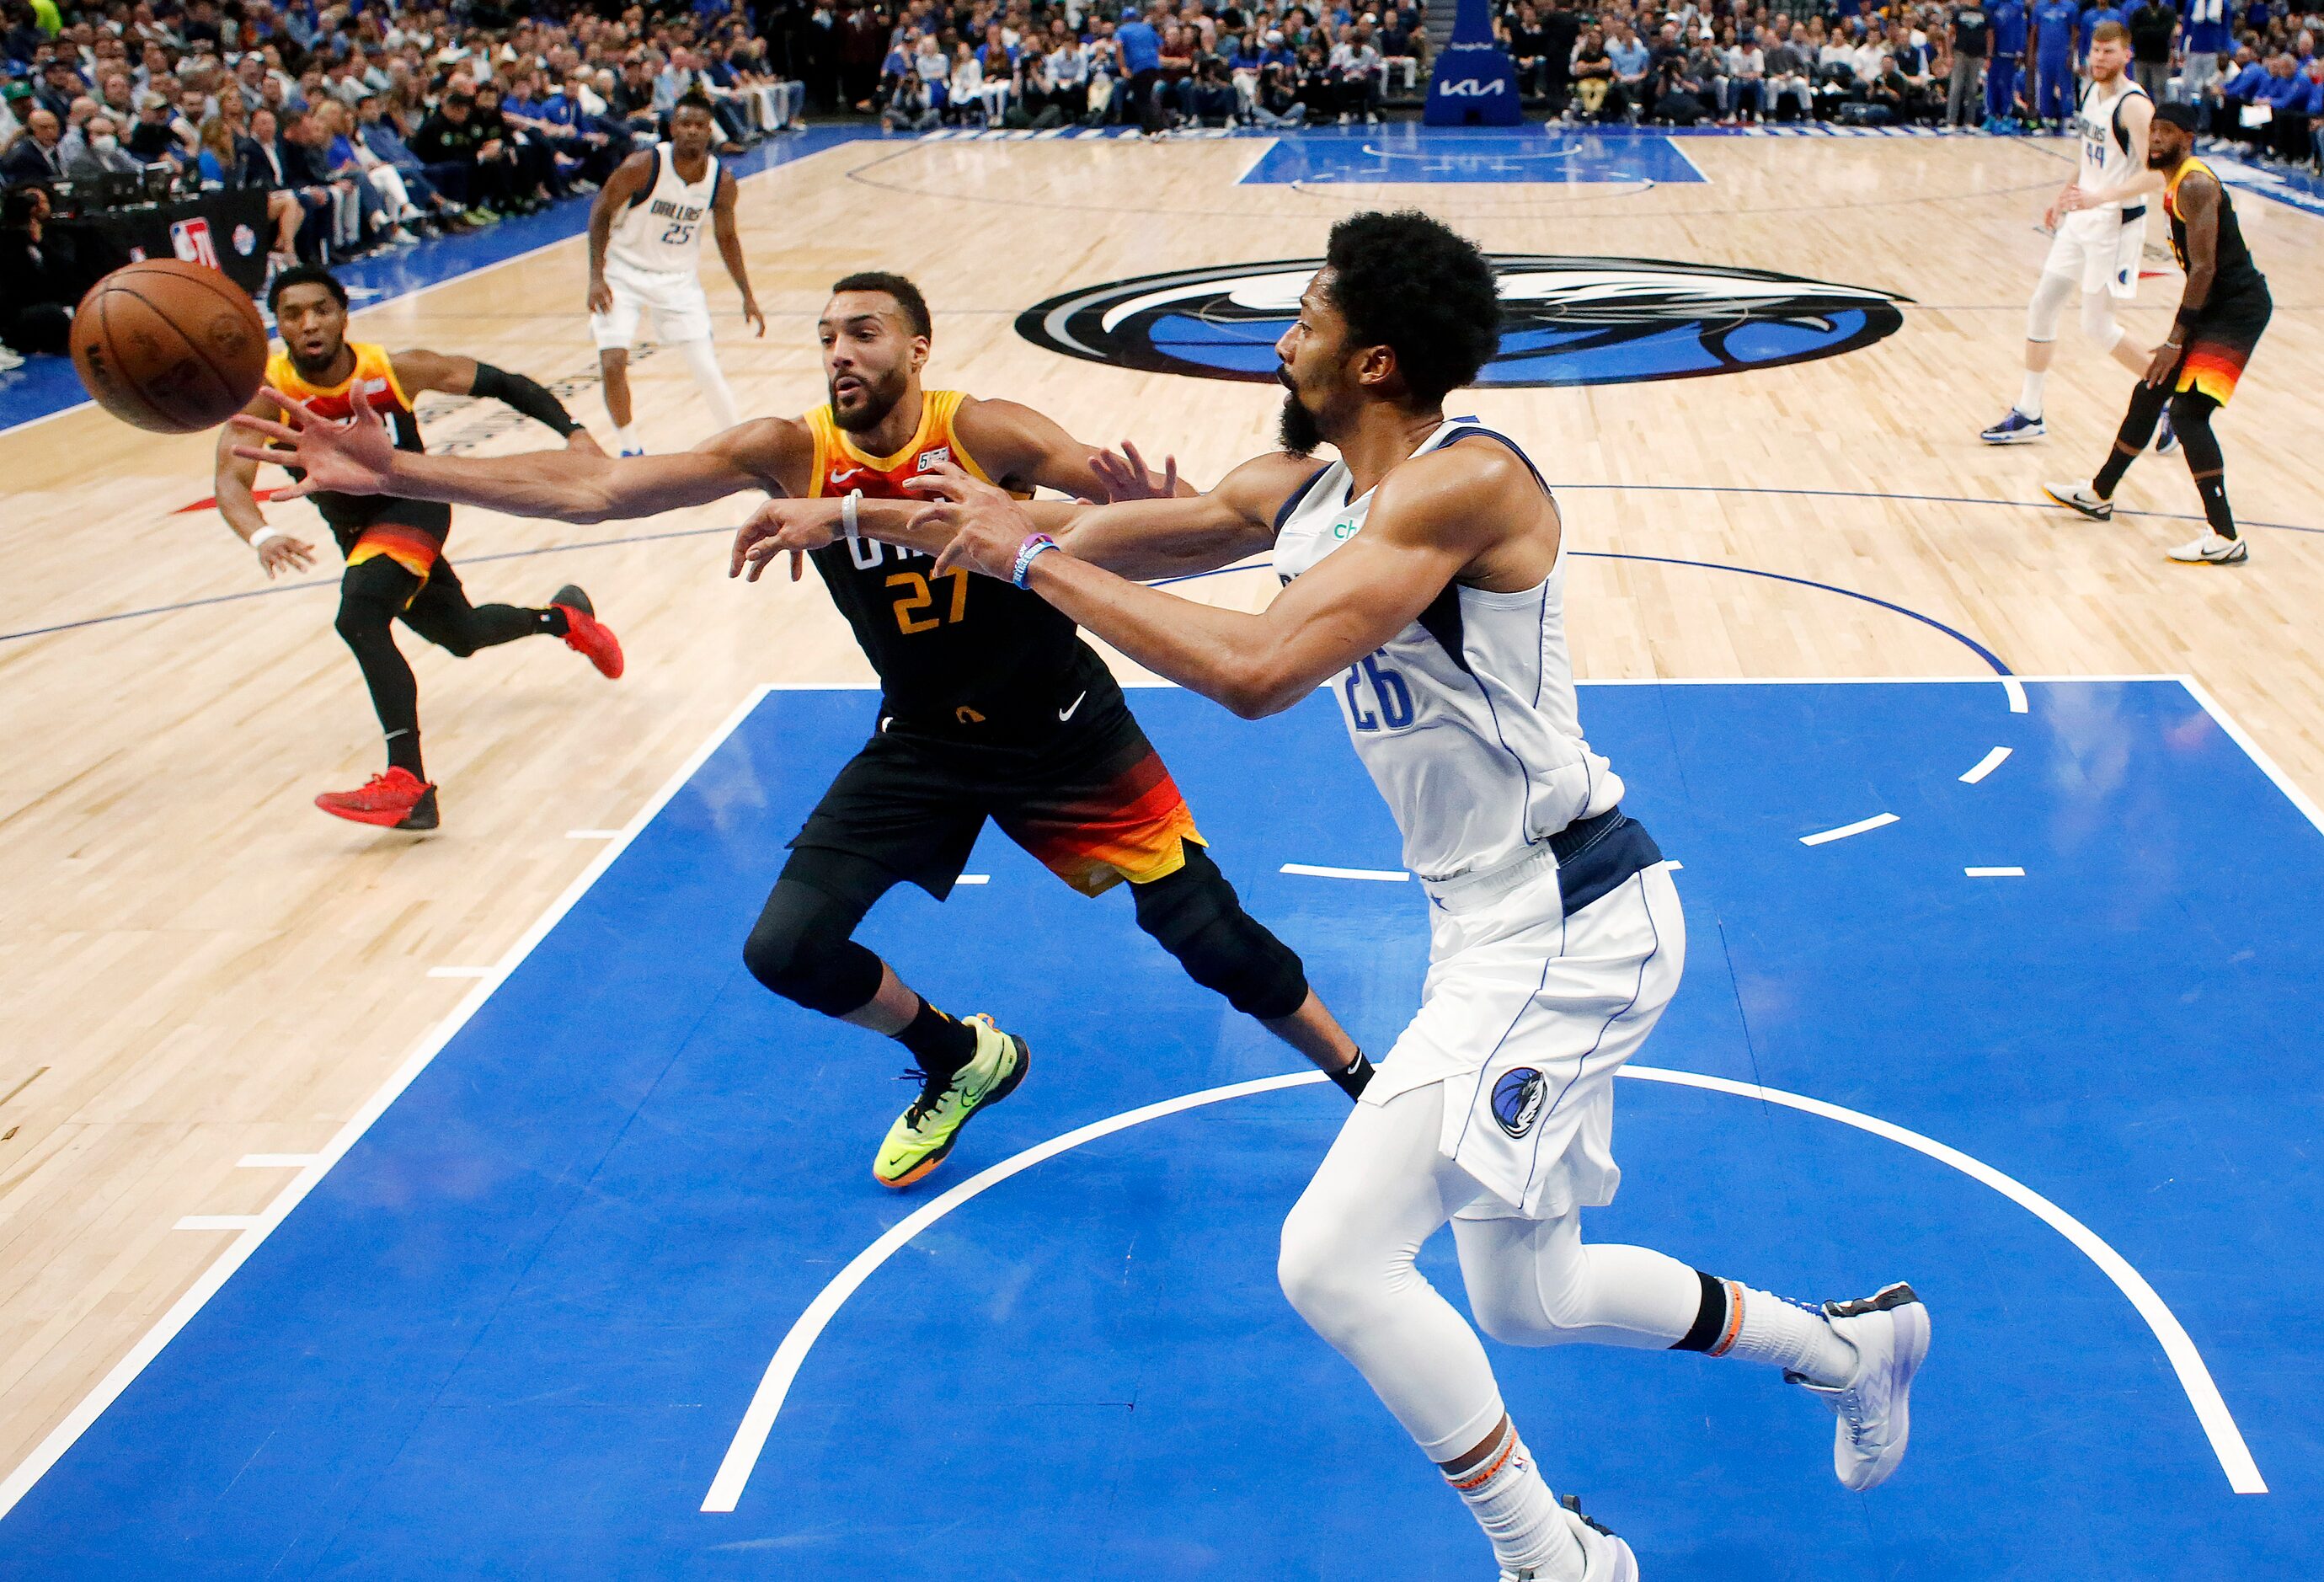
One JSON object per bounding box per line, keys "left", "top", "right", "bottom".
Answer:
{"left": 590, "top": 259, "right": 713, "bottom": 350}
{"left": 2043, "top": 206, "right": 2145, "bottom": 301}
{"left": 1361, "top": 850, "right": 1686, "bottom": 1221}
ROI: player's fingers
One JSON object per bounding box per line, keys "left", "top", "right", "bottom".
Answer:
{"left": 1120, "top": 439, "right": 1146, "bottom": 476}
{"left": 269, "top": 478, "right": 319, "bottom": 500}
{"left": 350, "top": 383, "right": 377, "bottom": 422}
{"left": 258, "top": 386, "right": 312, "bottom": 426}
{"left": 1162, "top": 455, "right": 1178, "bottom": 494}
{"left": 228, "top": 413, "right": 302, "bottom": 445}
{"left": 788, "top": 548, "right": 804, "bottom": 581}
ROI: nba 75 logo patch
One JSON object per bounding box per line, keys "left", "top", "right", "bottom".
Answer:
{"left": 1018, "top": 256, "right": 1906, "bottom": 388}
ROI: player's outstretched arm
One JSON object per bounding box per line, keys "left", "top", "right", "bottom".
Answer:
{"left": 391, "top": 349, "right": 601, "bottom": 452}
{"left": 912, "top": 450, "right": 1507, "bottom": 719}
{"left": 232, "top": 392, "right": 800, "bottom": 523}
{"left": 213, "top": 389, "right": 316, "bottom": 579}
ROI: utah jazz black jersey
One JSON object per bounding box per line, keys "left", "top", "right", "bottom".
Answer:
{"left": 803, "top": 389, "right": 1099, "bottom": 733}
{"left": 2164, "top": 156, "right": 2268, "bottom": 315}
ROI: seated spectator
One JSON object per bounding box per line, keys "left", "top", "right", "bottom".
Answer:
{"left": 1724, "top": 27, "right": 1766, "bottom": 121}
{"left": 64, "top": 108, "right": 138, "bottom": 177}
{"left": 412, "top": 88, "right": 520, "bottom": 220}
{"left": 881, "top": 65, "right": 940, "bottom": 129}
{"left": 1330, "top": 21, "right": 1383, "bottom": 124}
{"left": 4, "top": 104, "right": 68, "bottom": 183}
{"left": 1569, "top": 25, "right": 1622, "bottom": 120}
{"left": 356, "top": 93, "right": 482, "bottom": 229}
{"left": 0, "top": 184, "right": 86, "bottom": 355}
{"left": 125, "top": 91, "right": 182, "bottom": 164}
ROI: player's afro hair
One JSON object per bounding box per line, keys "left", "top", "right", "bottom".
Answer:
{"left": 1320, "top": 210, "right": 1501, "bottom": 406}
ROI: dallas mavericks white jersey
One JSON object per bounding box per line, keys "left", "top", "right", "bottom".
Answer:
{"left": 1273, "top": 418, "right": 1621, "bottom": 884}
{"left": 607, "top": 144, "right": 721, "bottom": 275}
{"left": 2076, "top": 77, "right": 2148, "bottom": 214}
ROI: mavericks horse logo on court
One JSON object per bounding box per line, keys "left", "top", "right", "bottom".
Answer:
{"left": 1016, "top": 256, "right": 1907, "bottom": 387}
{"left": 1491, "top": 1067, "right": 1547, "bottom": 1137}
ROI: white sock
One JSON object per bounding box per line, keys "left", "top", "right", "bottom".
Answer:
{"left": 612, "top": 424, "right": 638, "bottom": 452}
{"left": 2017, "top": 369, "right": 2046, "bottom": 419}
{"left": 678, "top": 336, "right": 740, "bottom": 431}
{"left": 1445, "top": 1422, "right": 1583, "bottom": 1580}
{"left": 1712, "top": 1282, "right": 1858, "bottom": 1387}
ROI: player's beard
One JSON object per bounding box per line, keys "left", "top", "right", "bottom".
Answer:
{"left": 830, "top": 366, "right": 906, "bottom": 432}
{"left": 1275, "top": 367, "right": 1322, "bottom": 457}
{"left": 288, "top": 338, "right": 344, "bottom": 383}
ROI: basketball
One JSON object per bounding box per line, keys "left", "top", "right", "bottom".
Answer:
{"left": 68, "top": 259, "right": 269, "bottom": 435}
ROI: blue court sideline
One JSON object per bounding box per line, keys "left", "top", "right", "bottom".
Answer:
{"left": 1241, "top": 126, "right": 1706, "bottom": 184}
{"left": 1, "top": 679, "right": 2316, "bottom": 1579}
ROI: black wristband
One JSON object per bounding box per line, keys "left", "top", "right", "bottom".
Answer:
{"left": 1328, "top": 1050, "right": 1375, "bottom": 1102}
{"left": 470, "top": 362, "right": 581, "bottom": 437}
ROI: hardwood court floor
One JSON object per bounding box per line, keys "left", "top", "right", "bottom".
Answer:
{"left": 0, "top": 130, "right": 2318, "bottom": 1490}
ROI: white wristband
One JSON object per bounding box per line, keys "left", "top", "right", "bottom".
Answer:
{"left": 250, "top": 527, "right": 285, "bottom": 551}
{"left": 841, "top": 489, "right": 861, "bottom": 546}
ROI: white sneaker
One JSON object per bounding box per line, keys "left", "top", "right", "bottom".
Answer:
{"left": 0, "top": 345, "right": 24, "bottom": 371}
{"left": 2166, "top": 532, "right": 2248, "bottom": 564}
{"left": 2041, "top": 479, "right": 2113, "bottom": 521}
{"left": 1791, "top": 1282, "right": 1929, "bottom": 1492}
{"left": 1502, "top": 1495, "right": 1638, "bottom": 1581}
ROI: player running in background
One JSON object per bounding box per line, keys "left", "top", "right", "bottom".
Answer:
{"left": 2028, "top": 0, "right": 2081, "bottom": 129}
{"left": 233, "top": 270, "right": 1366, "bottom": 1190}
{"left": 213, "top": 265, "right": 622, "bottom": 832}
{"left": 2043, "top": 102, "right": 2272, "bottom": 564}
{"left": 587, "top": 93, "right": 762, "bottom": 457}
{"left": 1982, "top": 24, "right": 2162, "bottom": 446}
{"left": 862, "top": 211, "right": 1927, "bottom": 1582}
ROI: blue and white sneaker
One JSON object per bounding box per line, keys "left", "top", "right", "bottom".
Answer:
{"left": 2155, "top": 410, "right": 2179, "bottom": 455}
{"left": 617, "top": 445, "right": 645, "bottom": 458}
{"left": 1979, "top": 409, "right": 2045, "bottom": 445}
{"left": 1792, "top": 1282, "right": 1930, "bottom": 1492}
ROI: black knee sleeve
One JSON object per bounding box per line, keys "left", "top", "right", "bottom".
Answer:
{"left": 1131, "top": 845, "right": 1309, "bottom": 1021}
{"left": 741, "top": 879, "right": 885, "bottom": 1016}
{"left": 2168, "top": 391, "right": 2225, "bottom": 472}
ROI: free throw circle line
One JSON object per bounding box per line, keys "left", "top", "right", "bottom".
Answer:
{"left": 702, "top": 1063, "right": 2263, "bottom": 1510}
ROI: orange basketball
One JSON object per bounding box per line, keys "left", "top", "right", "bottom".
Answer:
{"left": 70, "top": 259, "right": 270, "bottom": 435}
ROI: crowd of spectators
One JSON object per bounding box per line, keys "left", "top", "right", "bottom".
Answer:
{"left": 862, "top": 2, "right": 1426, "bottom": 133}
{"left": 1497, "top": 0, "right": 2322, "bottom": 151}
{"left": 3, "top": 0, "right": 2319, "bottom": 366}
{"left": 0, "top": 0, "right": 808, "bottom": 273}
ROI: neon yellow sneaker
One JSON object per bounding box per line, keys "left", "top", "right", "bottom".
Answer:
{"left": 873, "top": 1014, "right": 1030, "bottom": 1189}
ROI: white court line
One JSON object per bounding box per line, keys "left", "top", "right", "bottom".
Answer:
{"left": 700, "top": 1071, "right": 1322, "bottom": 1511}
{"left": 2003, "top": 676, "right": 2029, "bottom": 714}
{"left": 2177, "top": 674, "right": 2324, "bottom": 836}
{"left": 173, "top": 1216, "right": 262, "bottom": 1232}
{"left": 566, "top": 829, "right": 623, "bottom": 840}
{"left": 1964, "top": 866, "right": 2026, "bottom": 878}
{"left": 425, "top": 966, "right": 494, "bottom": 980}
{"left": 235, "top": 1154, "right": 319, "bottom": 1168}
{"left": 0, "top": 685, "right": 773, "bottom": 1523}
{"left": 1799, "top": 812, "right": 1898, "bottom": 846}
{"left": 1959, "top": 746, "right": 2012, "bottom": 784}
{"left": 1280, "top": 863, "right": 1410, "bottom": 881}
{"left": 704, "top": 1061, "right": 2267, "bottom": 1511}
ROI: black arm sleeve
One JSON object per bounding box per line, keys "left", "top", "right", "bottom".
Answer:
{"left": 469, "top": 362, "right": 582, "bottom": 437}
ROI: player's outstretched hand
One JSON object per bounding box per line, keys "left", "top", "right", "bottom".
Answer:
{"left": 1088, "top": 440, "right": 1178, "bottom": 503}
{"left": 228, "top": 384, "right": 398, "bottom": 499}
{"left": 731, "top": 497, "right": 841, "bottom": 583}
{"left": 906, "top": 461, "right": 1039, "bottom": 581}
{"left": 256, "top": 533, "right": 315, "bottom": 579}
{"left": 742, "top": 295, "right": 767, "bottom": 338}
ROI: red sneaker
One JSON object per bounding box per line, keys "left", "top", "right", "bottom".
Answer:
{"left": 315, "top": 767, "right": 440, "bottom": 830}
{"left": 551, "top": 585, "right": 623, "bottom": 679}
